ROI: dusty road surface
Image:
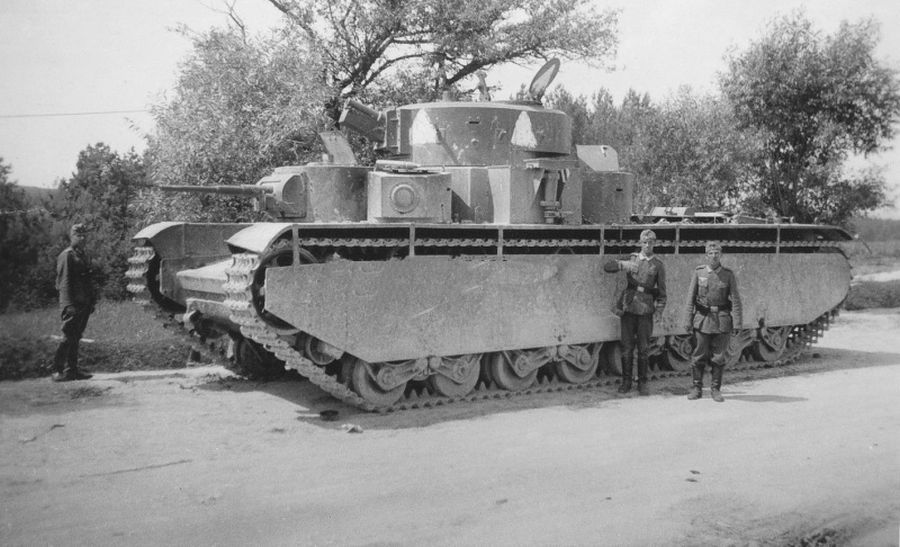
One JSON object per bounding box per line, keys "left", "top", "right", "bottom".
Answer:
{"left": 2, "top": 310, "right": 899, "bottom": 546}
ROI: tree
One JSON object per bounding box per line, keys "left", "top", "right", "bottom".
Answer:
{"left": 57, "top": 144, "right": 148, "bottom": 300}
{"left": 629, "top": 88, "right": 763, "bottom": 213}
{"left": 265, "top": 0, "right": 621, "bottom": 119}
{"left": 720, "top": 11, "right": 900, "bottom": 225}
{"left": 144, "top": 28, "right": 330, "bottom": 223}
{"left": 0, "top": 158, "right": 56, "bottom": 311}
{"left": 549, "top": 87, "right": 760, "bottom": 214}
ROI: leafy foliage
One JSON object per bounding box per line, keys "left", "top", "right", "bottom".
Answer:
{"left": 0, "top": 158, "right": 58, "bottom": 311}
{"left": 548, "top": 87, "right": 762, "bottom": 214}
{"left": 265, "top": 0, "right": 620, "bottom": 117}
{"left": 143, "top": 28, "right": 330, "bottom": 223}
{"left": 720, "top": 11, "right": 900, "bottom": 225}
{"left": 56, "top": 144, "right": 148, "bottom": 300}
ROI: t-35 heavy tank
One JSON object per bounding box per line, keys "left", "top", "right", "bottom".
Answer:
{"left": 126, "top": 61, "right": 852, "bottom": 411}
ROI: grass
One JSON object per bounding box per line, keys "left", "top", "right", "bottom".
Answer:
{"left": 0, "top": 301, "right": 190, "bottom": 381}
{"left": 845, "top": 280, "right": 900, "bottom": 310}
{"left": 845, "top": 241, "right": 900, "bottom": 309}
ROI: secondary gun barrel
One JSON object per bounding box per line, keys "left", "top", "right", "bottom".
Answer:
{"left": 158, "top": 184, "right": 271, "bottom": 196}
{"left": 339, "top": 99, "right": 384, "bottom": 142}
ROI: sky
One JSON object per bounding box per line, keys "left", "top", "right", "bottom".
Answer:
{"left": 1, "top": 0, "right": 899, "bottom": 217}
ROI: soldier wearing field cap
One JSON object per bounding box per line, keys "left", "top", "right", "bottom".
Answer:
{"left": 683, "top": 241, "right": 742, "bottom": 402}
{"left": 52, "top": 223, "right": 96, "bottom": 382}
{"left": 603, "top": 229, "right": 667, "bottom": 395}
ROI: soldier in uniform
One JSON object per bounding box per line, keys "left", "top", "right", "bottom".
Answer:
{"left": 683, "top": 241, "right": 742, "bottom": 402}
{"left": 604, "top": 229, "right": 667, "bottom": 395}
{"left": 52, "top": 223, "right": 96, "bottom": 382}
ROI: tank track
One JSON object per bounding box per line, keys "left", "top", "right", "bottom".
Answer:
{"left": 214, "top": 236, "right": 839, "bottom": 413}
{"left": 126, "top": 246, "right": 234, "bottom": 369}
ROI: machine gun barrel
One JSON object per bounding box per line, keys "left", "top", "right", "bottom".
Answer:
{"left": 158, "top": 184, "right": 271, "bottom": 196}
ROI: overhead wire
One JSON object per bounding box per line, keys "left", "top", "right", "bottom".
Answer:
{"left": 0, "top": 109, "right": 149, "bottom": 119}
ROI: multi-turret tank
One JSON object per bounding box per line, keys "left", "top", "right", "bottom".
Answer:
{"left": 126, "top": 61, "right": 851, "bottom": 411}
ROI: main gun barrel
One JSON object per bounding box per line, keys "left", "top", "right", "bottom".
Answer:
{"left": 158, "top": 184, "right": 271, "bottom": 196}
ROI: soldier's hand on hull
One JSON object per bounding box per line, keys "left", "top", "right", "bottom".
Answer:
{"left": 603, "top": 259, "right": 620, "bottom": 273}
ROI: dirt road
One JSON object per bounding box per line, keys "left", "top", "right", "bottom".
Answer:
{"left": 2, "top": 310, "right": 899, "bottom": 546}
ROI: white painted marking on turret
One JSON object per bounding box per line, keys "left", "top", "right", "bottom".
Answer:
{"left": 410, "top": 109, "right": 440, "bottom": 144}
{"left": 511, "top": 111, "right": 537, "bottom": 148}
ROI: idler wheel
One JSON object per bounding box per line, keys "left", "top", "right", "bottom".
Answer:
{"left": 428, "top": 354, "right": 481, "bottom": 397}
{"left": 350, "top": 358, "right": 406, "bottom": 407}
{"left": 488, "top": 351, "right": 537, "bottom": 391}
{"left": 553, "top": 344, "right": 599, "bottom": 384}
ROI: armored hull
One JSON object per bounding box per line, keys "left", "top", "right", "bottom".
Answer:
{"left": 126, "top": 62, "right": 852, "bottom": 411}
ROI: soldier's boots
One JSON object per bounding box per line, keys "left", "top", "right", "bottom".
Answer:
{"left": 52, "top": 370, "right": 93, "bottom": 382}
{"left": 711, "top": 365, "right": 724, "bottom": 402}
{"left": 618, "top": 357, "right": 634, "bottom": 394}
{"left": 687, "top": 385, "right": 702, "bottom": 400}
{"left": 637, "top": 382, "right": 649, "bottom": 396}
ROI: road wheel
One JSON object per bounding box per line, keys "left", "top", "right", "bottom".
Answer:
{"left": 428, "top": 354, "right": 481, "bottom": 397}
{"left": 488, "top": 351, "right": 538, "bottom": 391}
{"left": 350, "top": 358, "right": 406, "bottom": 408}
{"left": 553, "top": 344, "right": 599, "bottom": 384}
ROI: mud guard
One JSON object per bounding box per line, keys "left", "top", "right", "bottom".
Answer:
{"left": 226, "top": 223, "right": 295, "bottom": 254}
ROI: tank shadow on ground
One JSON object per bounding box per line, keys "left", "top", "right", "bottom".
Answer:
{"left": 186, "top": 347, "right": 900, "bottom": 431}
{"left": 722, "top": 394, "right": 808, "bottom": 403}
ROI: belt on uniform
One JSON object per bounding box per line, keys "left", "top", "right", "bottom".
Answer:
{"left": 695, "top": 303, "right": 730, "bottom": 314}
{"left": 627, "top": 283, "right": 654, "bottom": 294}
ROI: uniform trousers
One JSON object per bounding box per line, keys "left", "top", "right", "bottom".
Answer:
{"left": 54, "top": 305, "right": 92, "bottom": 375}
{"left": 620, "top": 312, "right": 653, "bottom": 383}
{"left": 691, "top": 330, "right": 731, "bottom": 388}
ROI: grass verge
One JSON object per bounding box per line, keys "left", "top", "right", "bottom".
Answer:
{"left": 845, "top": 280, "right": 900, "bottom": 311}
{"left": 0, "top": 301, "right": 190, "bottom": 381}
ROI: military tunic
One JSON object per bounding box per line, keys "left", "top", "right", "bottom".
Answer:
{"left": 617, "top": 253, "right": 667, "bottom": 315}
{"left": 56, "top": 246, "right": 95, "bottom": 310}
{"left": 683, "top": 264, "right": 742, "bottom": 334}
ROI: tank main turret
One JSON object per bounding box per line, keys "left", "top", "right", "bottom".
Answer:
{"left": 338, "top": 60, "right": 634, "bottom": 225}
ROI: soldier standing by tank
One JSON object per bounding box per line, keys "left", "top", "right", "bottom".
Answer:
{"left": 52, "top": 223, "right": 95, "bottom": 382}
{"left": 683, "top": 241, "right": 742, "bottom": 402}
{"left": 604, "top": 229, "right": 667, "bottom": 396}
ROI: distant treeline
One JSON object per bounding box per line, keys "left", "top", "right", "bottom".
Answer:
{"left": 848, "top": 216, "right": 900, "bottom": 241}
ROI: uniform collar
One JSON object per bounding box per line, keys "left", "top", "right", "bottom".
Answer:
{"left": 638, "top": 251, "right": 653, "bottom": 261}
{"left": 706, "top": 263, "right": 721, "bottom": 273}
